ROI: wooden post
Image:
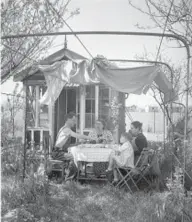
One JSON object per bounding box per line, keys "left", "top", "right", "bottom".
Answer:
{"left": 48, "top": 102, "right": 54, "bottom": 154}
{"left": 118, "top": 92, "right": 126, "bottom": 139}
{"left": 22, "top": 84, "right": 27, "bottom": 181}
{"left": 40, "top": 130, "right": 43, "bottom": 151}
{"left": 153, "top": 108, "right": 156, "bottom": 133}
{"left": 80, "top": 86, "right": 85, "bottom": 134}
{"left": 110, "top": 90, "right": 119, "bottom": 143}
{"left": 95, "top": 85, "right": 99, "bottom": 120}
{"left": 12, "top": 96, "right": 14, "bottom": 137}
{"left": 30, "top": 129, "right": 35, "bottom": 177}
{"left": 31, "top": 129, "right": 34, "bottom": 150}
{"left": 35, "top": 86, "right": 40, "bottom": 127}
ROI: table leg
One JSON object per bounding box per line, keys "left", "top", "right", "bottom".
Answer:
{"left": 77, "top": 162, "right": 81, "bottom": 181}
{"left": 62, "top": 164, "right": 64, "bottom": 181}
{"left": 85, "top": 162, "right": 87, "bottom": 178}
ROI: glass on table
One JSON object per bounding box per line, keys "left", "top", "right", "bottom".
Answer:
{"left": 79, "top": 139, "right": 97, "bottom": 144}
{"left": 107, "top": 144, "right": 119, "bottom": 150}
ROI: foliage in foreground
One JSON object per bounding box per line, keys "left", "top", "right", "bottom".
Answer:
{"left": 2, "top": 175, "right": 192, "bottom": 222}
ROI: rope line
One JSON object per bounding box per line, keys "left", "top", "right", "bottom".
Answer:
{"left": 155, "top": 0, "right": 175, "bottom": 61}
{"left": 46, "top": 0, "right": 93, "bottom": 58}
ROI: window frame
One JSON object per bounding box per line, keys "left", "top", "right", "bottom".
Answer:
{"left": 77, "top": 85, "right": 110, "bottom": 133}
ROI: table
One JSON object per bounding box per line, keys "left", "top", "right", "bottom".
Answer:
{"left": 68, "top": 144, "right": 119, "bottom": 181}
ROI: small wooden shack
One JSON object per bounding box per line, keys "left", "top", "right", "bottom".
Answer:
{"left": 14, "top": 47, "right": 175, "bottom": 154}
{"left": 14, "top": 48, "right": 126, "bottom": 153}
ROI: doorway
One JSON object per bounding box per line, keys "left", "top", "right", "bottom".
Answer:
{"left": 54, "top": 88, "right": 77, "bottom": 143}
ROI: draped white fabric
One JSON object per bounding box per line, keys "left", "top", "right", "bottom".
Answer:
{"left": 38, "top": 55, "right": 175, "bottom": 105}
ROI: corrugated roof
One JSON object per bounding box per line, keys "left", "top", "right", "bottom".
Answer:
{"left": 65, "top": 83, "right": 79, "bottom": 87}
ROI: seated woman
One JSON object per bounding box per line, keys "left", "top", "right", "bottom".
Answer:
{"left": 130, "top": 121, "right": 148, "bottom": 164}
{"left": 106, "top": 132, "right": 134, "bottom": 183}
{"left": 89, "top": 119, "right": 114, "bottom": 144}
{"left": 88, "top": 119, "right": 114, "bottom": 177}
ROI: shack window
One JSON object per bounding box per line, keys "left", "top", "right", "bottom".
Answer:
{"left": 39, "top": 86, "right": 48, "bottom": 128}
{"left": 26, "top": 85, "right": 49, "bottom": 128}
{"left": 85, "top": 86, "right": 95, "bottom": 128}
{"left": 99, "top": 85, "right": 110, "bottom": 120}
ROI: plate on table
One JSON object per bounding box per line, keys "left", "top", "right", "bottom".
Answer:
{"left": 105, "top": 144, "right": 119, "bottom": 149}
{"left": 92, "top": 144, "right": 106, "bottom": 148}
{"left": 77, "top": 144, "right": 92, "bottom": 148}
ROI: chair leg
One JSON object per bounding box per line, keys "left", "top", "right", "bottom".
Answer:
{"left": 117, "top": 170, "right": 139, "bottom": 192}
{"left": 115, "top": 168, "right": 125, "bottom": 187}
{"left": 136, "top": 173, "right": 151, "bottom": 187}
{"left": 115, "top": 169, "right": 133, "bottom": 193}
{"left": 129, "top": 175, "right": 139, "bottom": 191}
{"left": 118, "top": 170, "right": 132, "bottom": 188}
{"left": 62, "top": 165, "right": 65, "bottom": 181}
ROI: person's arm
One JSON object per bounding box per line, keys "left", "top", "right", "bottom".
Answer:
{"left": 99, "top": 130, "right": 114, "bottom": 144}
{"left": 70, "top": 130, "right": 92, "bottom": 141}
{"left": 120, "top": 143, "right": 134, "bottom": 158}
{"left": 174, "top": 132, "right": 184, "bottom": 138}
{"left": 134, "top": 135, "right": 147, "bottom": 155}
{"left": 119, "top": 143, "right": 128, "bottom": 152}
{"left": 88, "top": 130, "right": 97, "bottom": 140}
{"left": 107, "top": 131, "right": 114, "bottom": 144}
{"left": 131, "top": 138, "right": 139, "bottom": 152}
{"left": 115, "top": 143, "right": 128, "bottom": 155}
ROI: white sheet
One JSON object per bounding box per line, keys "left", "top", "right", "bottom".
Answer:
{"left": 38, "top": 55, "right": 176, "bottom": 105}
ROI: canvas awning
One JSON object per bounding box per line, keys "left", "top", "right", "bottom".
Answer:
{"left": 13, "top": 48, "right": 176, "bottom": 105}
{"left": 37, "top": 53, "right": 176, "bottom": 105}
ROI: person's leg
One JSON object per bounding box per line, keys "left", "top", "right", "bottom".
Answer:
{"left": 63, "top": 153, "right": 73, "bottom": 161}
{"left": 65, "top": 160, "right": 77, "bottom": 181}
{"left": 107, "top": 155, "right": 115, "bottom": 171}
{"left": 64, "top": 153, "right": 77, "bottom": 181}
{"left": 107, "top": 154, "right": 118, "bottom": 171}
{"left": 113, "top": 168, "right": 119, "bottom": 182}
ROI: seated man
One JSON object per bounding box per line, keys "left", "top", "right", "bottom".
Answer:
{"left": 130, "top": 121, "right": 148, "bottom": 164}
{"left": 52, "top": 112, "right": 92, "bottom": 181}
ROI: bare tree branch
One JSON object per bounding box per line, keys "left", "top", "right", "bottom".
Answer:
{"left": 1, "top": 0, "right": 80, "bottom": 82}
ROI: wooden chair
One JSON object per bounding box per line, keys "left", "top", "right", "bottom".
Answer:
{"left": 43, "top": 135, "right": 66, "bottom": 181}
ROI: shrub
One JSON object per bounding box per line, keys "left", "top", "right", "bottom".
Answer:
{"left": 1, "top": 139, "right": 23, "bottom": 176}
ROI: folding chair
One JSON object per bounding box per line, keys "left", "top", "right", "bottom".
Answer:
{"left": 114, "top": 167, "right": 139, "bottom": 193}
{"left": 114, "top": 148, "right": 154, "bottom": 192}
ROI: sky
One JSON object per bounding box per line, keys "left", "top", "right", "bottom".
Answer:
{"left": 1, "top": 0, "right": 188, "bottom": 107}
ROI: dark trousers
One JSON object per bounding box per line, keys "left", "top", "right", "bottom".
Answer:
{"left": 52, "top": 148, "right": 77, "bottom": 181}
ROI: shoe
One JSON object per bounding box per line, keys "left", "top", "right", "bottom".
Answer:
{"left": 105, "top": 169, "right": 112, "bottom": 173}
{"left": 106, "top": 170, "right": 113, "bottom": 182}
{"left": 112, "top": 180, "right": 119, "bottom": 186}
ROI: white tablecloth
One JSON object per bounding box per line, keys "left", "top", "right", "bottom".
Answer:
{"left": 69, "top": 146, "right": 115, "bottom": 166}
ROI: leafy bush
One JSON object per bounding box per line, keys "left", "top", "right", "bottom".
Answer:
{"left": 1, "top": 138, "right": 46, "bottom": 178}
{"left": 1, "top": 139, "right": 23, "bottom": 176}
{"left": 147, "top": 115, "right": 192, "bottom": 191}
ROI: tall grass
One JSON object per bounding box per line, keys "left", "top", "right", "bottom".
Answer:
{"left": 2, "top": 176, "right": 192, "bottom": 222}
